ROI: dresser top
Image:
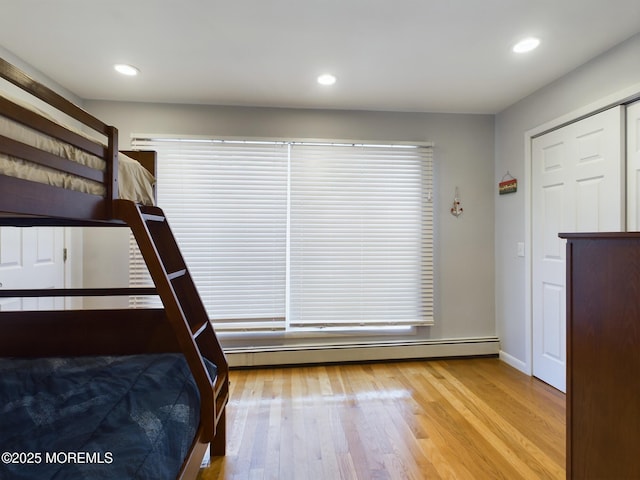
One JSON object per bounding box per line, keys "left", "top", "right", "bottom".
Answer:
{"left": 559, "top": 231, "right": 640, "bottom": 239}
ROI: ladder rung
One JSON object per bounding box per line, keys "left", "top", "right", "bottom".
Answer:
{"left": 167, "top": 269, "right": 187, "bottom": 281}
{"left": 192, "top": 321, "right": 208, "bottom": 339}
{"left": 141, "top": 213, "right": 166, "bottom": 223}
{"left": 214, "top": 371, "right": 229, "bottom": 398}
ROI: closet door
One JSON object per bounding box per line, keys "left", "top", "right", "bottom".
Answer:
{"left": 531, "top": 106, "right": 624, "bottom": 392}
{"left": 626, "top": 101, "right": 640, "bottom": 230}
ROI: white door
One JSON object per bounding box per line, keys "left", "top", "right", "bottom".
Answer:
{"left": 626, "top": 101, "right": 640, "bottom": 230}
{"left": 0, "top": 227, "right": 65, "bottom": 310}
{"left": 532, "top": 106, "right": 624, "bottom": 392}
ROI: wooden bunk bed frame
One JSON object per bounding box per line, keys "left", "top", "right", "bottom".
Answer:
{"left": 0, "top": 57, "right": 228, "bottom": 479}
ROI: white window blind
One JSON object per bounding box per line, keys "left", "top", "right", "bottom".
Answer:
{"left": 130, "top": 136, "right": 433, "bottom": 332}
{"left": 130, "top": 138, "right": 288, "bottom": 332}
{"left": 289, "top": 143, "right": 433, "bottom": 328}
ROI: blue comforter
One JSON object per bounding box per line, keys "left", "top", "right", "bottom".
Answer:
{"left": 0, "top": 354, "right": 216, "bottom": 480}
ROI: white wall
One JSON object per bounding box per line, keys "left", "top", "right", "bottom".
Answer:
{"left": 495, "top": 33, "right": 640, "bottom": 372}
{"left": 0, "top": 46, "right": 82, "bottom": 116}
{"left": 84, "top": 100, "right": 496, "bottom": 349}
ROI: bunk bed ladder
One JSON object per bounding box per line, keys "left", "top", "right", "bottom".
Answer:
{"left": 114, "top": 199, "right": 229, "bottom": 456}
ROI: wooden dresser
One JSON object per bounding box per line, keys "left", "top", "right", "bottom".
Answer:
{"left": 560, "top": 233, "right": 640, "bottom": 479}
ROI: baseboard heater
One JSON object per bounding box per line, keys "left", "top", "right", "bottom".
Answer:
{"left": 225, "top": 336, "right": 500, "bottom": 368}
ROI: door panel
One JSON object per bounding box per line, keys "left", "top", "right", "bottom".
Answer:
{"left": 532, "top": 106, "right": 624, "bottom": 392}
{"left": 575, "top": 176, "right": 603, "bottom": 231}
{"left": 542, "top": 184, "right": 564, "bottom": 258}
{"left": 542, "top": 283, "right": 563, "bottom": 360}
{"left": 0, "top": 227, "right": 64, "bottom": 311}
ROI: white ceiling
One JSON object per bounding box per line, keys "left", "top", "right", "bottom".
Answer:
{"left": 1, "top": 0, "right": 639, "bottom": 114}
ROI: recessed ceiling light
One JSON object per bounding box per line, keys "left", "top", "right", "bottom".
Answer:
{"left": 512, "top": 37, "right": 540, "bottom": 54}
{"left": 317, "top": 73, "right": 337, "bottom": 86}
{"left": 114, "top": 64, "right": 140, "bottom": 76}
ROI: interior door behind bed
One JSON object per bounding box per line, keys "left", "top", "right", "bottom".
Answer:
{"left": 0, "top": 227, "right": 64, "bottom": 310}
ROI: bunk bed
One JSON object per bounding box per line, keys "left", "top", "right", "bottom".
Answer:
{"left": 0, "top": 57, "right": 228, "bottom": 479}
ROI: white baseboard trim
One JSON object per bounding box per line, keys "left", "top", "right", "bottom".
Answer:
{"left": 499, "top": 350, "right": 530, "bottom": 375}
{"left": 225, "top": 336, "right": 500, "bottom": 368}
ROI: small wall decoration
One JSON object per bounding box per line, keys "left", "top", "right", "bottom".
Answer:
{"left": 450, "top": 186, "right": 463, "bottom": 217}
{"left": 499, "top": 172, "right": 517, "bottom": 195}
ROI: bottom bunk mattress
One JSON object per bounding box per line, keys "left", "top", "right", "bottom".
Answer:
{"left": 0, "top": 353, "right": 217, "bottom": 480}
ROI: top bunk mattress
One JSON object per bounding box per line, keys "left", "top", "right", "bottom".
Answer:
{"left": 0, "top": 93, "right": 155, "bottom": 206}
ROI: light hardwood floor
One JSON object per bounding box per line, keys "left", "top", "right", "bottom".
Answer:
{"left": 199, "top": 357, "right": 565, "bottom": 480}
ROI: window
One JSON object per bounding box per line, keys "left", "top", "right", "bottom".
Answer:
{"left": 130, "top": 136, "right": 433, "bottom": 333}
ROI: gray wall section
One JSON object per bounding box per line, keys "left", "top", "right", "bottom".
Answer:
{"left": 494, "top": 33, "right": 640, "bottom": 369}
{"left": 0, "top": 46, "right": 80, "bottom": 102}
{"left": 84, "top": 100, "right": 496, "bottom": 345}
